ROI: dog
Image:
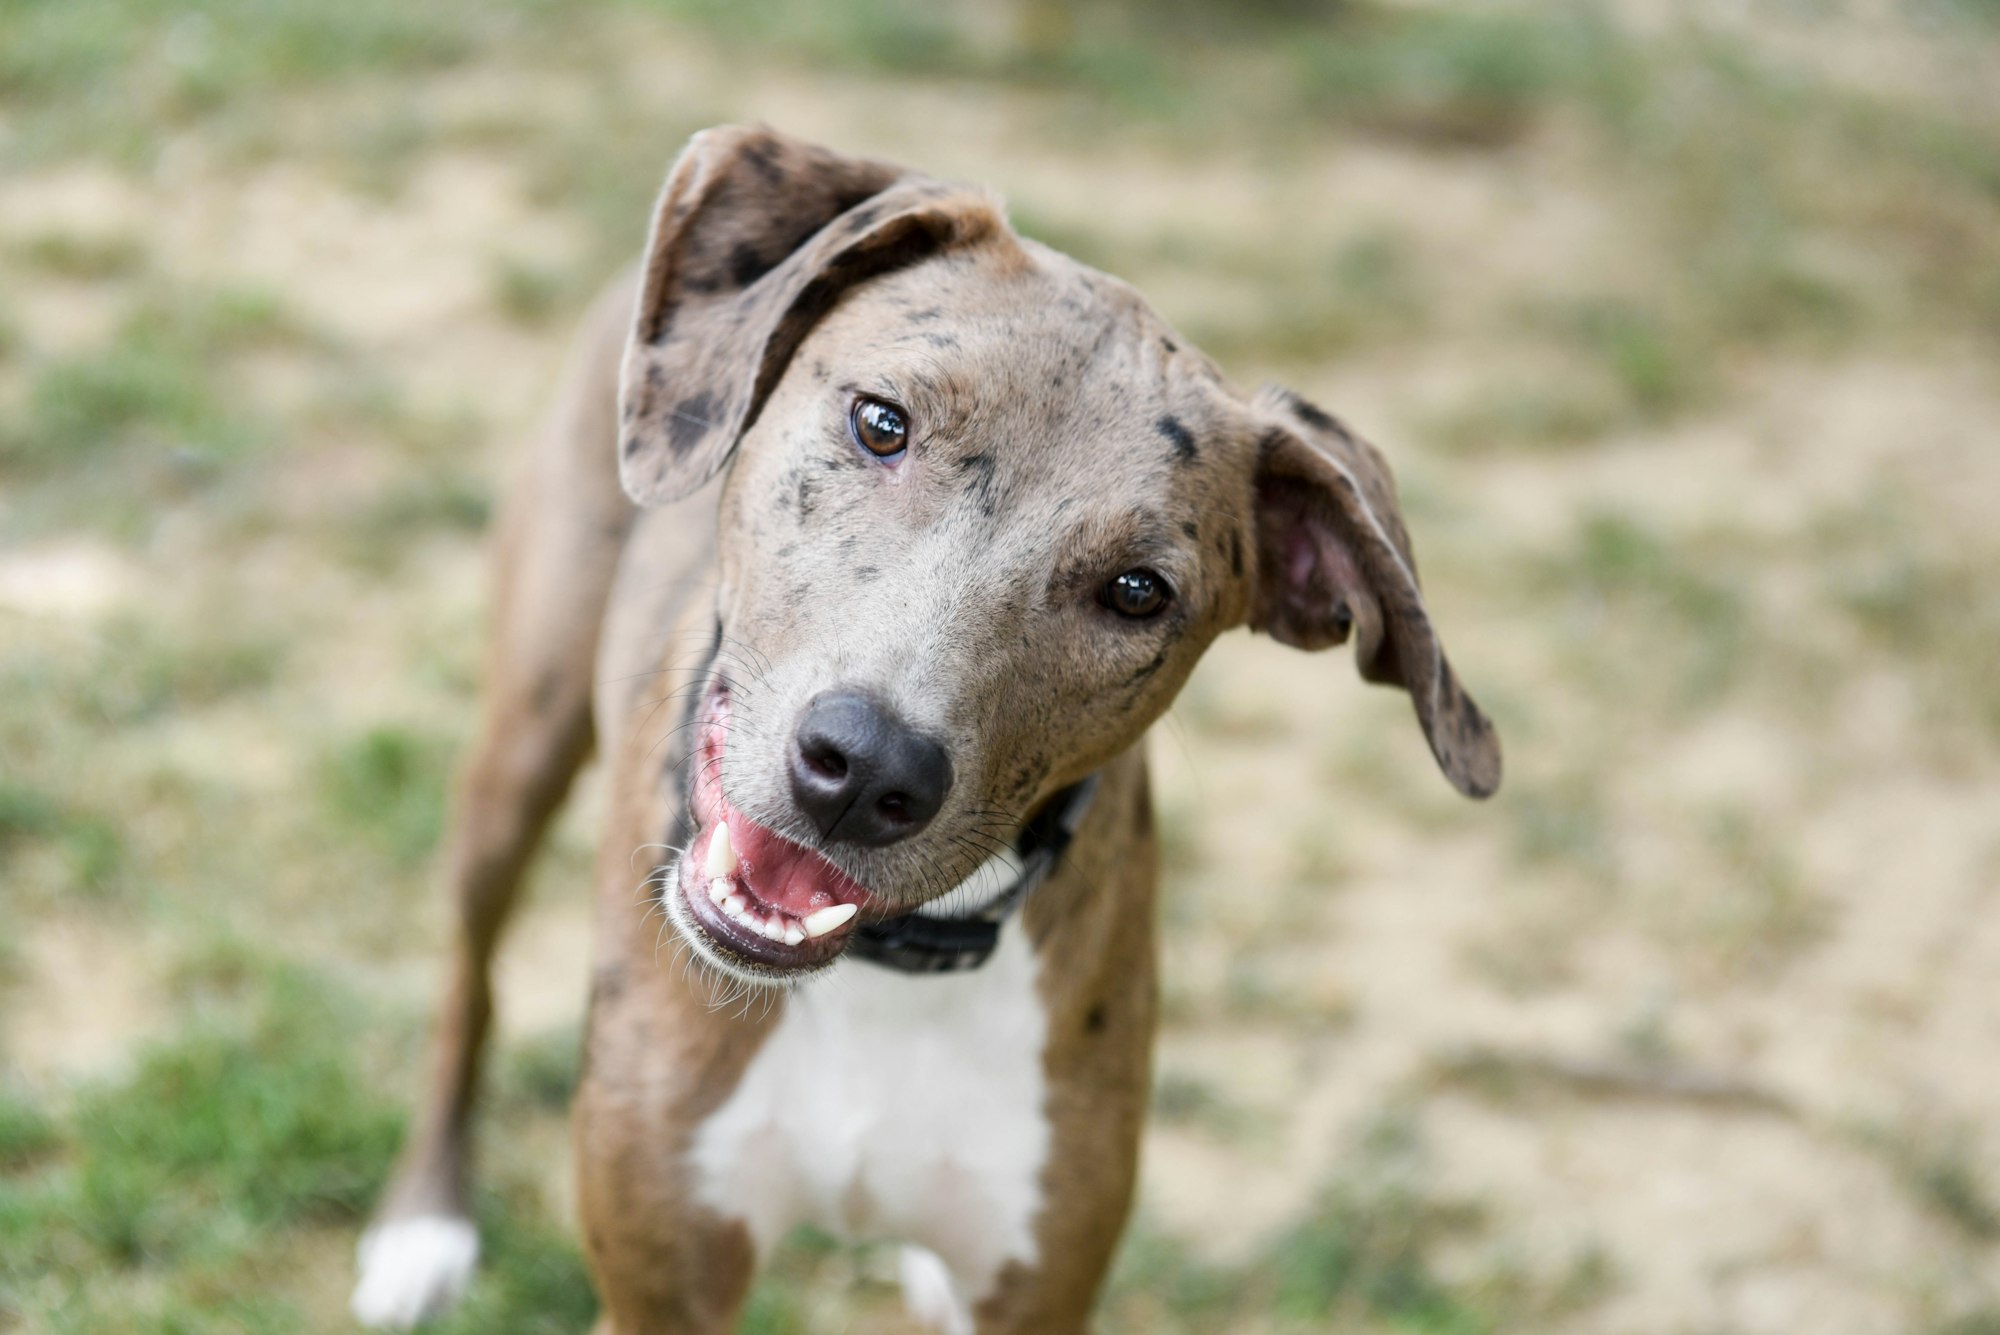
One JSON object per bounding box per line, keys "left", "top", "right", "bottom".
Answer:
{"left": 350, "top": 124, "right": 1501, "bottom": 1334}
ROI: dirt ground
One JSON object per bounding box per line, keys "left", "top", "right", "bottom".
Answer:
{"left": 4, "top": 2, "right": 1999, "bottom": 1332}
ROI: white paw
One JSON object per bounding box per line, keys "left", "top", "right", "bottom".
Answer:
{"left": 351, "top": 1214, "right": 480, "bottom": 1329}
{"left": 898, "top": 1246, "right": 973, "bottom": 1335}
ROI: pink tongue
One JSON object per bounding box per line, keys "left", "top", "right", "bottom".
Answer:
{"left": 723, "top": 811, "right": 870, "bottom": 917}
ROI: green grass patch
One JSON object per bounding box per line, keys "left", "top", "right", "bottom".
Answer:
{"left": 0, "top": 965, "right": 399, "bottom": 1323}
{"left": 1292, "top": 5, "right": 1632, "bottom": 149}
{"left": 13, "top": 230, "right": 148, "bottom": 281}
{"left": 0, "top": 959, "right": 596, "bottom": 1331}
{"left": 1860, "top": 1119, "right": 2000, "bottom": 1243}
{"left": 1106, "top": 1110, "right": 1606, "bottom": 1332}
{"left": 316, "top": 725, "right": 454, "bottom": 866}
{"left": 1535, "top": 511, "right": 1750, "bottom": 710}
{"left": 506, "top": 1026, "right": 583, "bottom": 1113}
{"left": 1830, "top": 538, "right": 2000, "bottom": 744}
{"left": 0, "top": 780, "right": 124, "bottom": 900}
{"left": 432, "top": 1201, "right": 597, "bottom": 1335}
{"left": 0, "top": 284, "right": 299, "bottom": 478}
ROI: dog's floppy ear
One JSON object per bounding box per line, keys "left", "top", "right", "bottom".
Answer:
{"left": 618, "top": 125, "right": 1002, "bottom": 505}
{"left": 1247, "top": 387, "right": 1502, "bottom": 798}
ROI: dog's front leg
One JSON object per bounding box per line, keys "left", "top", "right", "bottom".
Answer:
{"left": 573, "top": 946, "right": 779, "bottom": 1334}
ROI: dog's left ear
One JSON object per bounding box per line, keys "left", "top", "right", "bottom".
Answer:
{"left": 1247, "top": 387, "right": 1502, "bottom": 798}
{"left": 618, "top": 125, "right": 1005, "bottom": 505}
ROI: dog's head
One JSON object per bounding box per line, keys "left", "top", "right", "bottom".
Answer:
{"left": 620, "top": 126, "right": 1501, "bottom": 983}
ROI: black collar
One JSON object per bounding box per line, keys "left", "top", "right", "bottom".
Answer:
{"left": 848, "top": 776, "right": 1099, "bottom": 975}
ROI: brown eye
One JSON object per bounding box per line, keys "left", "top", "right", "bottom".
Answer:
{"left": 1101, "top": 569, "right": 1170, "bottom": 619}
{"left": 850, "top": 396, "right": 909, "bottom": 459}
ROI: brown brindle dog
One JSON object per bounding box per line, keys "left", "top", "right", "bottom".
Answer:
{"left": 351, "top": 125, "right": 1501, "bottom": 1334}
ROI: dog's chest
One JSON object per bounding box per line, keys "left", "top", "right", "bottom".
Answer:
{"left": 689, "top": 927, "right": 1051, "bottom": 1294}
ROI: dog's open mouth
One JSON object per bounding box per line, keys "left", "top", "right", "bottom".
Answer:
{"left": 668, "top": 682, "right": 873, "bottom": 975}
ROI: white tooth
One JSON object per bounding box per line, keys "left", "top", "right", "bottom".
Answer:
{"left": 781, "top": 922, "right": 805, "bottom": 946}
{"left": 759, "top": 917, "right": 787, "bottom": 942}
{"left": 708, "top": 876, "right": 732, "bottom": 905}
{"left": 801, "top": 903, "right": 858, "bottom": 939}
{"left": 704, "top": 823, "right": 738, "bottom": 879}
{"left": 725, "top": 893, "right": 750, "bottom": 917}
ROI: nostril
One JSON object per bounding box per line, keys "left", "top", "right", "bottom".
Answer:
{"left": 791, "top": 689, "right": 951, "bottom": 845}
{"left": 802, "top": 743, "right": 848, "bottom": 781}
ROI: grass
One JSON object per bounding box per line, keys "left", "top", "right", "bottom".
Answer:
{"left": 1861, "top": 1119, "right": 2000, "bottom": 1243}
{"left": 0, "top": 965, "right": 401, "bottom": 1327}
{"left": 0, "top": 961, "right": 597, "bottom": 1333}
{"left": 1533, "top": 510, "right": 1752, "bottom": 712}
{"left": 1105, "top": 1110, "right": 1610, "bottom": 1333}
{"left": 315, "top": 725, "right": 455, "bottom": 867}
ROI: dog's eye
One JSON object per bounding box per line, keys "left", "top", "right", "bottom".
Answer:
{"left": 1100, "top": 569, "right": 1171, "bottom": 619}
{"left": 850, "top": 396, "right": 909, "bottom": 459}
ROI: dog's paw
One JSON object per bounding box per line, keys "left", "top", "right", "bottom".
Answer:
{"left": 898, "top": 1246, "right": 973, "bottom": 1335}
{"left": 351, "top": 1214, "right": 479, "bottom": 1329}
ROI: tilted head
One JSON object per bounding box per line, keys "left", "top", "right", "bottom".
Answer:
{"left": 620, "top": 126, "right": 1501, "bottom": 984}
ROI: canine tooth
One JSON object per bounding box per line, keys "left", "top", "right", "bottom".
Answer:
{"left": 708, "top": 876, "right": 732, "bottom": 905}
{"left": 801, "top": 903, "right": 858, "bottom": 939}
{"left": 704, "top": 823, "right": 738, "bottom": 879}
{"left": 781, "top": 922, "right": 805, "bottom": 946}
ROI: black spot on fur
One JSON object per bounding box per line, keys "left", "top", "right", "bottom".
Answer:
{"left": 1007, "top": 752, "right": 1048, "bottom": 797}
{"left": 794, "top": 471, "right": 816, "bottom": 517}
{"left": 729, "top": 241, "right": 776, "bottom": 288}
{"left": 646, "top": 297, "right": 680, "bottom": 344}
{"left": 1180, "top": 520, "right": 1199, "bottom": 541}
{"left": 739, "top": 138, "right": 784, "bottom": 183}
{"left": 962, "top": 452, "right": 999, "bottom": 516}
{"left": 1160, "top": 336, "right": 1178, "bottom": 354}
{"left": 1228, "top": 527, "right": 1244, "bottom": 577}
{"left": 854, "top": 564, "right": 879, "bottom": 580}
{"left": 1124, "top": 651, "right": 1167, "bottom": 687}
{"left": 918, "top": 332, "right": 959, "bottom": 349}
{"left": 1084, "top": 1004, "right": 1108, "bottom": 1035}
{"left": 622, "top": 433, "right": 643, "bottom": 458}
{"left": 1285, "top": 391, "right": 1354, "bottom": 442}
{"left": 667, "top": 391, "right": 717, "bottom": 456}
{"left": 1156, "top": 414, "right": 1198, "bottom": 465}
{"left": 908, "top": 306, "right": 943, "bottom": 323}
{"left": 1457, "top": 683, "right": 1485, "bottom": 733}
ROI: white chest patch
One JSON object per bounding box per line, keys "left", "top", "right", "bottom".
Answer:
{"left": 689, "top": 922, "right": 1051, "bottom": 1318}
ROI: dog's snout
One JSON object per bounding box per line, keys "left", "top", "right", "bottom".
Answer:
{"left": 789, "top": 691, "right": 952, "bottom": 846}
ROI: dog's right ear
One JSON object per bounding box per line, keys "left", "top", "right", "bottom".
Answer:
{"left": 618, "top": 125, "right": 1002, "bottom": 505}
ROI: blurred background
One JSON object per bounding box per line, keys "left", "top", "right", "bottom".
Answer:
{"left": 3, "top": 0, "right": 1999, "bottom": 1330}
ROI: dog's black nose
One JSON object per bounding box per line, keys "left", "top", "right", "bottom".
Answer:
{"left": 789, "top": 691, "right": 952, "bottom": 846}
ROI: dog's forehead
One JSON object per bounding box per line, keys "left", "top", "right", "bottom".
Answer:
{"left": 821, "top": 239, "right": 1238, "bottom": 487}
